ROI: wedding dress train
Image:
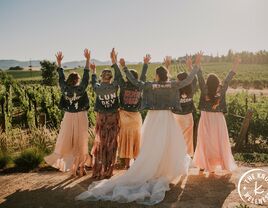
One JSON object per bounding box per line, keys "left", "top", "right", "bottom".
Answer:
{"left": 76, "top": 110, "right": 190, "bottom": 205}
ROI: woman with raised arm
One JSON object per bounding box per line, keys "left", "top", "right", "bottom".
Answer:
{"left": 89, "top": 58, "right": 120, "bottom": 180}
{"left": 193, "top": 57, "right": 240, "bottom": 173}
{"left": 76, "top": 52, "right": 202, "bottom": 205}
{"left": 111, "top": 48, "right": 150, "bottom": 169}
{"left": 172, "top": 56, "right": 197, "bottom": 157}
{"left": 45, "top": 49, "right": 91, "bottom": 177}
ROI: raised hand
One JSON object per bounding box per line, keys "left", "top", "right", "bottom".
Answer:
{"left": 119, "top": 58, "right": 126, "bottom": 68}
{"left": 232, "top": 56, "right": 241, "bottom": 73}
{"left": 110, "top": 48, "right": 118, "bottom": 64}
{"left": 84, "top": 48, "right": 91, "bottom": 61}
{"left": 143, "top": 54, "right": 151, "bottom": 64}
{"left": 55, "top": 51, "right": 64, "bottom": 67}
{"left": 194, "top": 51, "right": 203, "bottom": 67}
{"left": 186, "top": 55, "right": 193, "bottom": 71}
{"left": 90, "top": 63, "right": 96, "bottom": 74}
{"left": 163, "top": 56, "right": 172, "bottom": 69}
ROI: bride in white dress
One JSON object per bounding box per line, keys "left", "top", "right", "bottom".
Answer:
{"left": 76, "top": 52, "right": 202, "bottom": 205}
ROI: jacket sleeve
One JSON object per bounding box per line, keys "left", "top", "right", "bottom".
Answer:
{"left": 221, "top": 70, "right": 236, "bottom": 93}
{"left": 175, "top": 66, "right": 200, "bottom": 89}
{"left": 79, "top": 68, "right": 90, "bottom": 91}
{"left": 139, "top": 63, "right": 148, "bottom": 82}
{"left": 111, "top": 63, "right": 125, "bottom": 87}
{"left": 57, "top": 67, "right": 66, "bottom": 90}
{"left": 192, "top": 76, "right": 197, "bottom": 92}
{"left": 196, "top": 69, "right": 206, "bottom": 93}
{"left": 123, "top": 66, "right": 145, "bottom": 90}
{"left": 91, "top": 74, "right": 98, "bottom": 91}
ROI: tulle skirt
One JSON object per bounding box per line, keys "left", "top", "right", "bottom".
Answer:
{"left": 193, "top": 111, "right": 237, "bottom": 172}
{"left": 174, "top": 113, "right": 194, "bottom": 157}
{"left": 76, "top": 110, "right": 190, "bottom": 205}
{"left": 117, "top": 110, "right": 142, "bottom": 159}
{"left": 44, "top": 111, "right": 89, "bottom": 173}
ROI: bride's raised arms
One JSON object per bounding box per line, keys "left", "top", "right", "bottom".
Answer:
{"left": 163, "top": 56, "right": 172, "bottom": 71}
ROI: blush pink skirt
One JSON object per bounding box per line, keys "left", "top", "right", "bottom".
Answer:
{"left": 174, "top": 113, "right": 194, "bottom": 157}
{"left": 193, "top": 111, "right": 237, "bottom": 172}
{"left": 44, "top": 111, "right": 90, "bottom": 173}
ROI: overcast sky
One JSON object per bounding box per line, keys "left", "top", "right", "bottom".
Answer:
{"left": 0, "top": 0, "right": 267, "bottom": 62}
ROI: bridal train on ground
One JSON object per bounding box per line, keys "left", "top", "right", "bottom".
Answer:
{"left": 76, "top": 110, "right": 190, "bottom": 205}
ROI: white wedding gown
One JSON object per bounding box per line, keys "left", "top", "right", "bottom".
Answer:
{"left": 76, "top": 110, "right": 190, "bottom": 205}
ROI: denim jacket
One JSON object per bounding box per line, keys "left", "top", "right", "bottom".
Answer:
{"left": 58, "top": 68, "right": 90, "bottom": 112}
{"left": 123, "top": 66, "right": 200, "bottom": 110}
{"left": 197, "top": 70, "right": 236, "bottom": 113}
{"left": 172, "top": 76, "right": 197, "bottom": 115}
{"left": 91, "top": 71, "right": 119, "bottom": 113}
{"left": 112, "top": 63, "right": 148, "bottom": 112}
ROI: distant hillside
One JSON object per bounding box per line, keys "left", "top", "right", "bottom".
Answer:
{"left": 0, "top": 59, "right": 132, "bottom": 70}
{"left": 0, "top": 60, "right": 41, "bottom": 69}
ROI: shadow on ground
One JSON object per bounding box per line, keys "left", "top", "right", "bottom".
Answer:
{"left": 0, "top": 172, "right": 235, "bottom": 208}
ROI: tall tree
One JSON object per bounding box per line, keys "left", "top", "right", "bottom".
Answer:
{"left": 40, "top": 60, "right": 58, "bottom": 86}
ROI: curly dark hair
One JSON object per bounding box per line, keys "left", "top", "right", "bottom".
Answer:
{"left": 206, "top": 73, "right": 220, "bottom": 104}
{"left": 177, "top": 72, "right": 192, "bottom": 97}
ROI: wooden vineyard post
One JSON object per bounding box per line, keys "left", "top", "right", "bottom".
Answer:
{"left": 193, "top": 118, "right": 199, "bottom": 151}
{"left": 235, "top": 109, "right": 254, "bottom": 151}
{"left": 33, "top": 100, "right": 38, "bottom": 127}
{"left": 39, "top": 113, "right": 46, "bottom": 127}
{"left": 0, "top": 98, "right": 5, "bottom": 132}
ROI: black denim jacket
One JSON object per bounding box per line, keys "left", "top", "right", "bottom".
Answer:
{"left": 112, "top": 63, "right": 148, "bottom": 112}
{"left": 172, "top": 76, "right": 197, "bottom": 115}
{"left": 58, "top": 68, "right": 90, "bottom": 112}
{"left": 197, "top": 70, "right": 236, "bottom": 113}
{"left": 91, "top": 72, "right": 119, "bottom": 113}
{"left": 123, "top": 66, "right": 200, "bottom": 111}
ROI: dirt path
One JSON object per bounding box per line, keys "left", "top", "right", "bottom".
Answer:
{"left": 227, "top": 88, "right": 268, "bottom": 96}
{"left": 0, "top": 165, "right": 267, "bottom": 208}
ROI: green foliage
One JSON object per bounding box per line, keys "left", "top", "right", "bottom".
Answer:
{"left": 14, "top": 147, "right": 44, "bottom": 170}
{"left": 40, "top": 60, "right": 58, "bottom": 86}
{"left": 234, "top": 152, "right": 268, "bottom": 163}
{"left": 28, "top": 127, "right": 57, "bottom": 154}
{"left": 226, "top": 92, "right": 268, "bottom": 145}
{"left": 8, "top": 66, "right": 23, "bottom": 71}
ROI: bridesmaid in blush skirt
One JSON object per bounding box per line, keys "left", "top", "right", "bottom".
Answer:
{"left": 45, "top": 49, "right": 91, "bottom": 177}
{"left": 193, "top": 57, "right": 241, "bottom": 172}
{"left": 169, "top": 56, "right": 197, "bottom": 157}
{"left": 193, "top": 111, "right": 237, "bottom": 172}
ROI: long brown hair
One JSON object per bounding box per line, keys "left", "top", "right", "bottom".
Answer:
{"left": 66, "top": 72, "right": 80, "bottom": 86}
{"left": 206, "top": 73, "right": 220, "bottom": 104}
{"left": 177, "top": 72, "right": 192, "bottom": 97}
{"left": 156, "top": 66, "right": 168, "bottom": 82}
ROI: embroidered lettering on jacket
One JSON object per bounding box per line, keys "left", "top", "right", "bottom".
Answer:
{"left": 180, "top": 94, "right": 193, "bottom": 103}
{"left": 152, "top": 83, "right": 172, "bottom": 89}
{"left": 64, "top": 92, "right": 81, "bottom": 106}
{"left": 123, "top": 90, "right": 141, "bottom": 105}
{"left": 99, "top": 92, "right": 117, "bottom": 108}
